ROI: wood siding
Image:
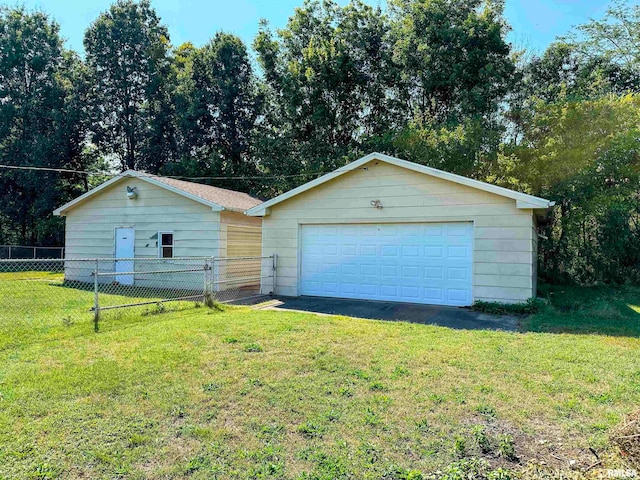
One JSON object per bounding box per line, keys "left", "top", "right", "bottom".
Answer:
{"left": 260, "top": 161, "right": 536, "bottom": 303}
{"left": 63, "top": 177, "right": 221, "bottom": 259}
{"left": 218, "top": 211, "right": 262, "bottom": 258}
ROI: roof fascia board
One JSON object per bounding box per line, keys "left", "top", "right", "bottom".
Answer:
{"left": 53, "top": 170, "right": 224, "bottom": 216}
{"left": 246, "top": 152, "right": 553, "bottom": 216}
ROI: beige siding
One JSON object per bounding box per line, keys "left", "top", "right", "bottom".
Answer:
{"left": 261, "top": 161, "right": 536, "bottom": 303}
{"left": 63, "top": 177, "right": 221, "bottom": 259}
{"left": 218, "top": 211, "right": 263, "bottom": 290}
{"left": 532, "top": 219, "right": 539, "bottom": 297}
{"left": 218, "top": 211, "right": 262, "bottom": 258}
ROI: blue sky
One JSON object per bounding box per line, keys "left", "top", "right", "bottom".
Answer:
{"left": 13, "top": 0, "right": 616, "bottom": 55}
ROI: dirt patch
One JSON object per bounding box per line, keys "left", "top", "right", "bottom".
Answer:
{"left": 463, "top": 416, "right": 603, "bottom": 475}
{"left": 612, "top": 409, "right": 640, "bottom": 469}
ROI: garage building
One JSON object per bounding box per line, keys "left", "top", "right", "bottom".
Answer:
{"left": 246, "top": 153, "right": 554, "bottom": 305}
{"left": 53, "top": 170, "right": 262, "bottom": 287}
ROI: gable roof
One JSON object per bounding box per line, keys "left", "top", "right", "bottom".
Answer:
{"left": 246, "top": 152, "right": 554, "bottom": 216}
{"left": 53, "top": 170, "right": 262, "bottom": 216}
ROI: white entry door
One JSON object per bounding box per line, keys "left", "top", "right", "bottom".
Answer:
{"left": 300, "top": 223, "right": 473, "bottom": 306}
{"left": 115, "top": 227, "right": 135, "bottom": 285}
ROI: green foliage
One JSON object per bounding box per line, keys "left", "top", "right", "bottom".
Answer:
{"left": 472, "top": 298, "right": 545, "bottom": 316}
{"left": 0, "top": 7, "right": 91, "bottom": 246}
{"left": 502, "top": 95, "right": 640, "bottom": 284}
{"left": 452, "top": 435, "right": 467, "bottom": 457}
{"left": 522, "top": 283, "right": 640, "bottom": 336}
{"left": 389, "top": 0, "right": 515, "bottom": 125}
{"left": 571, "top": 0, "right": 640, "bottom": 73}
{"left": 297, "top": 420, "right": 326, "bottom": 438}
{"left": 471, "top": 425, "right": 491, "bottom": 454}
{"left": 243, "top": 342, "right": 263, "bottom": 352}
{"left": 168, "top": 33, "right": 262, "bottom": 193}
{"left": 253, "top": 0, "right": 397, "bottom": 196}
{"left": 84, "top": 0, "right": 173, "bottom": 171}
{"left": 497, "top": 434, "right": 517, "bottom": 461}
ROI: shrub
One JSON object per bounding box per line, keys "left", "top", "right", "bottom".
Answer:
{"left": 472, "top": 298, "right": 544, "bottom": 316}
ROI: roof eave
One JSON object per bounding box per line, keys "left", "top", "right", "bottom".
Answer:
{"left": 52, "top": 170, "right": 228, "bottom": 215}
{"left": 244, "top": 152, "right": 555, "bottom": 215}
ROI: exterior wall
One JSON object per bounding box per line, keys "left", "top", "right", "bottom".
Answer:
{"left": 260, "top": 161, "right": 536, "bottom": 303}
{"left": 218, "top": 211, "right": 263, "bottom": 290}
{"left": 532, "top": 218, "right": 539, "bottom": 297}
{"left": 218, "top": 211, "right": 262, "bottom": 258}
{"left": 64, "top": 177, "right": 221, "bottom": 258}
{"left": 63, "top": 177, "right": 220, "bottom": 288}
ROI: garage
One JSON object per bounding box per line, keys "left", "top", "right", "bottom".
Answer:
{"left": 300, "top": 223, "right": 473, "bottom": 306}
{"left": 247, "top": 152, "right": 554, "bottom": 305}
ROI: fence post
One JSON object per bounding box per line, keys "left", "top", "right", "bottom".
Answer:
{"left": 203, "top": 257, "right": 214, "bottom": 308}
{"left": 93, "top": 259, "right": 100, "bottom": 332}
{"left": 271, "top": 254, "right": 277, "bottom": 295}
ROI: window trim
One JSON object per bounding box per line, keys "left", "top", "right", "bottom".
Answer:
{"left": 158, "top": 231, "right": 174, "bottom": 258}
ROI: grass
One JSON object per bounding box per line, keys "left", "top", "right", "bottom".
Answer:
{"left": 527, "top": 283, "right": 640, "bottom": 337}
{"left": 0, "top": 276, "right": 638, "bottom": 478}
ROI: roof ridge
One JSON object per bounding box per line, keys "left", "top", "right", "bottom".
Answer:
{"left": 54, "top": 169, "right": 262, "bottom": 216}
{"left": 138, "top": 171, "right": 256, "bottom": 195}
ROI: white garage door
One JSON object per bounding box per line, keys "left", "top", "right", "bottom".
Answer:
{"left": 300, "top": 223, "right": 473, "bottom": 306}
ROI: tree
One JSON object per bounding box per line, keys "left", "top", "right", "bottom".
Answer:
{"left": 0, "top": 7, "right": 89, "bottom": 246}
{"left": 500, "top": 94, "right": 640, "bottom": 283}
{"left": 389, "top": 0, "right": 516, "bottom": 126}
{"left": 570, "top": 0, "right": 640, "bottom": 73}
{"left": 385, "top": 0, "right": 516, "bottom": 178}
{"left": 169, "top": 34, "right": 262, "bottom": 192}
{"left": 254, "top": 0, "right": 397, "bottom": 195}
{"left": 84, "top": 0, "right": 173, "bottom": 171}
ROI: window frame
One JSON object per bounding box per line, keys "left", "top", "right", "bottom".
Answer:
{"left": 158, "top": 231, "right": 174, "bottom": 258}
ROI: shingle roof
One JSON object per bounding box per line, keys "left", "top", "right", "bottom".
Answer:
{"left": 53, "top": 170, "right": 263, "bottom": 216}
{"left": 143, "top": 173, "right": 263, "bottom": 212}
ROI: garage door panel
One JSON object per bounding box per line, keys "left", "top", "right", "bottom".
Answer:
{"left": 360, "top": 245, "right": 377, "bottom": 256}
{"left": 424, "top": 225, "right": 443, "bottom": 236}
{"left": 300, "top": 222, "right": 473, "bottom": 306}
{"left": 341, "top": 244, "right": 357, "bottom": 255}
{"left": 400, "top": 245, "right": 420, "bottom": 257}
{"left": 424, "top": 288, "right": 444, "bottom": 301}
{"left": 341, "top": 283, "right": 357, "bottom": 295}
{"left": 425, "top": 266, "right": 444, "bottom": 279}
{"left": 359, "top": 284, "right": 377, "bottom": 295}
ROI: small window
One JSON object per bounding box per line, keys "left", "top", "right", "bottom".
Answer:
{"left": 159, "top": 232, "right": 174, "bottom": 258}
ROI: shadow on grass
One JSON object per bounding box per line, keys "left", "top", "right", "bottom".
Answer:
{"left": 52, "top": 281, "right": 263, "bottom": 308}
{"left": 521, "top": 284, "right": 640, "bottom": 337}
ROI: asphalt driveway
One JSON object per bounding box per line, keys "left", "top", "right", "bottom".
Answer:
{"left": 258, "top": 296, "right": 519, "bottom": 331}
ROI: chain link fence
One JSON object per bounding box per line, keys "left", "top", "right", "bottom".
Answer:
{"left": 0, "top": 256, "right": 275, "bottom": 335}
{"left": 0, "top": 245, "right": 65, "bottom": 259}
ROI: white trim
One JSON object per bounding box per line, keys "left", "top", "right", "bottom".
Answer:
{"left": 53, "top": 170, "right": 225, "bottom": 216}
{"left": 158, "top": 230, "right": 174, "bottom": 258}
{"left": 245, "top": 152, "right": 555, "bottom": 216}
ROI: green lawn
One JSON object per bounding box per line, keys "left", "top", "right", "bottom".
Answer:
{"left": 0, "top": 276, "right": 638, "bottom": 479}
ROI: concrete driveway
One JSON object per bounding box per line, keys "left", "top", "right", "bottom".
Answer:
{"left": 258, "top": 296, "right": 519, "bottom": 331}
